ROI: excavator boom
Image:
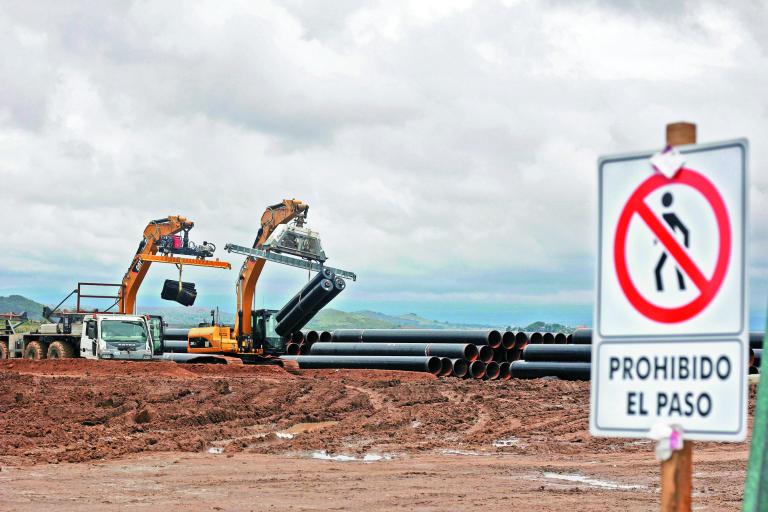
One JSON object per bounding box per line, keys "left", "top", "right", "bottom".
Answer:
{"left": 235, "top": 199, "right": 308, "bottom": 339}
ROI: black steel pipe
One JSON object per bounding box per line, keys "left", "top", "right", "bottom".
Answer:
{"left": 314, "top": 277, "right": 346, "bottom": 313}
{"left": 554, "top": 333, "right": 567, "bottom": 344}
{"left": 498, "top": 362, "right": 511, "bottom": 381}
{"left": 289, "top": 277, "right": 346, "bottom": 335}
{"left": 156, "top": 353, "right": 230, "bottom": 364}
{"left": 542, "top": 332, "right": 555, "bottom": 344}
{"left": 285, "top": 342, "right": 301, "bottom": 355}
{"left": 299, "top": 343, "right": 309, "bottom": 355}
{"left": 275, "top": 267, "right": 335, "bottom": 323}
{"left": 163, "top": 328, "right": 190, "bottom": 340}
{"left": 509, "top": 361, "right": 590, "bottom": 381}
{"left": 501, "top": 331, "right": 516, "bottom": 349}
{"left": 274, "top": 279, "right": 333, "bottom": 336}
{"left": 438, "top": 357, "right": 453, "bottom": 377}
{"left": 522, "top": 344, "right": 591, "bottom": 363}
{"left": 514, "top": 332, "right": 529, "bottom": 350}
{"left": 162, "top": 339, "right": 188, "bottom": 353}
{"left": 308, "top": 342, "right": 479, "bottom": 361}
{"left": 572, "top": 328, "right": 593, "bottom": 345}
{"left": 320, "top": 331, "right": 333, "bottom": 343}
{"left": 280, "top": 355, "right": 442, "bottom": 375}
{"left": 331, "top": 329, "right": 503, "bottom": 349}
{"left": 492, "top": 347, "right": 507, "bottom": 363}
{"left": 485, "top": 361, "right": 501, "bottom": 380}
{"left": 528, "top": 332, "right": 543, "bottom": 344}
{"left": 306, "top": 330, "right": 320, "bottom": 344}
{"left": 477, "top": 345, "right": 494, "bottom": 363}
{"left": 451, "top": 358, "right": 469, "bottom": 378}
{"left": 467, "top": 360, "right": 486, "bottom": 379}
{"left": 566, "top": 334, "right": 573, "bottom": 344}
{"left": 291, "top": 331, "right": 305, "bottom": 344}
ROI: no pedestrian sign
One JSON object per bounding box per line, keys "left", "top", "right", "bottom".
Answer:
{"left": 590, "top": 139, "right": 749, "bottom": 442}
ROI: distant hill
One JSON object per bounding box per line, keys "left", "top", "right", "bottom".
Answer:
{"left": 0, "top": 295, "right": 46, "bottom": 320}
{"left": 521, "top": 321, "right": 574, "bottom": 334}
{"left": 2, "top": 295, "right": 577, "bottom": 333}
{"left": 137, "top": 307, "right": 496, "bottom": 329}
{"left": 138, "top": 306, "right": 225, "bottom": 327}
{"left": 305, "top": 309, "right": 495, "bottom": 330}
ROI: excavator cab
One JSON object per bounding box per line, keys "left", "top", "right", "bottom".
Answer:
{"left": 251, "top": 309, "right": 283, "bottom": 354}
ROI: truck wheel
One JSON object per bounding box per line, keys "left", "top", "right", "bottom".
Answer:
{"left": 24, "top": 341, "right": 46, "bottom": 360}
{"left": 0, "top": 341, "right": 8, "bottom": 359}
{"left": 47, "top": 341, "right": 75, "bottom": 359}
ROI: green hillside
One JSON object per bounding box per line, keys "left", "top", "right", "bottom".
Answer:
{"left": 0, "top": 295, "right": 46, "bottom": 320}
{"left": 1, "top": 295, "right": 576, "bottom": 333}
{"left": 304, "top": 309, "right": 494, "bottom": 331}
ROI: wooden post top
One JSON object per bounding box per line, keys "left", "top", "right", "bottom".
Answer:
{"left": 666, "top": 122, "right": 697, "bottom": 146}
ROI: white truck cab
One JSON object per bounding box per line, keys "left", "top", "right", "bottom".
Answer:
{"left": 80, "top": 314, "right": 154, "bottom": 360}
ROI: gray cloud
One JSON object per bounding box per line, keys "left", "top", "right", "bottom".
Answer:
{"left": 0, "top": 0, "right": 765, "bottom": 324}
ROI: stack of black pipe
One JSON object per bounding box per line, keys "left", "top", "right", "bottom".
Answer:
{"left": 284, "top": 330, "right": 333, "bottom": 355}
{"left": 161, "top": 280, "right": 197, "bottom": 306}
{"left": 274, "top": 269, "right": 346, "bottom": 337}
{"left": 162, "top": 327, "right": 190, "bottom": 353}
{"left": 517, "top": 328, "right": 768, "bottom": 379}
{"left": 283, "top": 329, "right": 515, "bottom": 379}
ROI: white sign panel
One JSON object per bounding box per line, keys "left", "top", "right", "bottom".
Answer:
{"left": 590, "top": 139, "right": 748, "bottom": 441}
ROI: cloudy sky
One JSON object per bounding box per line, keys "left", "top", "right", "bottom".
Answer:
{"left": 1, "top": 0, "right": 765, "bottom": 327}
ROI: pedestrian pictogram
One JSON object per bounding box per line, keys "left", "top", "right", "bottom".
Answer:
{"left": 613, "top": 168, "right": 731, "bottom": 325}
{"left": 591, "top": 137, "right": 748, "bottom": 442}
{"left": 655, "top": 192, "right": 688, "bottom": 292}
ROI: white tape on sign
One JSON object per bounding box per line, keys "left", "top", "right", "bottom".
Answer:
{"left": 649, "top": 145, "right": 686, "bottom": 179}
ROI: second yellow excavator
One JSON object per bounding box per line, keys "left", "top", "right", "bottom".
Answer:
{"left": 187, "top": 199, "right": 356, "bottom": 360}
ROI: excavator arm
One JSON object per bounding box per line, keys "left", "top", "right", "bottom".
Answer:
{"left": 120, "top": 216, "right": 192, "bottom": 314}
{"left": 119, "top": 216, "right": 230, "bottom": 314}
{"left": 234, "top": 199, "right": 308, "bottom": 340}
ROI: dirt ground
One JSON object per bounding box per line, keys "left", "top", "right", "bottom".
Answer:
{"left": 0, "top": 359, "right": 755, "bottom": 510}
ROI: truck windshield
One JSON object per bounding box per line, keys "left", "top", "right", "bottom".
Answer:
{"left": 101, "top": 320, "right": 148, "bottom": 344}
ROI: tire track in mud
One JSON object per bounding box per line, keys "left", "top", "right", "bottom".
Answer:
{"left": 343, "top": 384, "right": 387, "bottom": 411}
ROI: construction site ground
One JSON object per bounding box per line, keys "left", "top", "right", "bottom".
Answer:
{"left": 0, "top": 359, "right": 753, "bottom": 511}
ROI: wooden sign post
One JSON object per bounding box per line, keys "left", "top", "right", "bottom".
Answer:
{"left": 659, "top": 122, "right": 695, "bottom": 512}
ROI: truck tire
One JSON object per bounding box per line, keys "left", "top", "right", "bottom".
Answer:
{"left": 24, "top": 341, "right": 46, "bottom": 360}
{"left": 47, "top": 341, "right": 75, "bottom": 359}
{"left": 0, "top": 341, "right": 8, "bottom": 359}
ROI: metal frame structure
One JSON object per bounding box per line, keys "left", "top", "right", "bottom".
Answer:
{"left": 224, "top": 243, "right": 357, "bottom": 281}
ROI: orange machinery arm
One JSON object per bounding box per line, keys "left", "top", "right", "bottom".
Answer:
{"left": 119, "top": 216, "right": 231, "bottom": 314}
{"left": 234, "top": 199, "right": 308, "bottom": 339}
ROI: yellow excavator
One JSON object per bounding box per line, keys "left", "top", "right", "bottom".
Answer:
{"left": 187, "top": 199, "right": 356, "bottom": 360}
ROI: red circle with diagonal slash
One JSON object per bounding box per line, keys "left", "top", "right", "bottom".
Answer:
{"left": 614, "top": 168, "right": 731, "bottom": 323}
